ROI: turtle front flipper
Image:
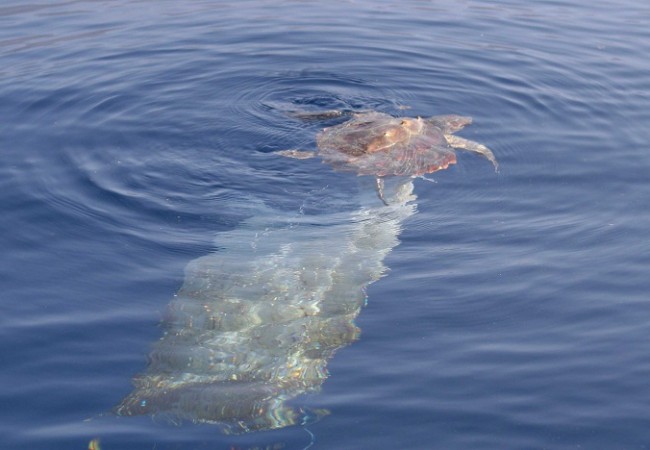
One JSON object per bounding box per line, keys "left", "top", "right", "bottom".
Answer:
{"left": 275, "top": 149, "right": 318, "bottom": 160}
{"left": 375, "top": 177, "right": 389, "bottom": 206}
{"left": 444, "top": 135, "right": 498, "bottom": 172}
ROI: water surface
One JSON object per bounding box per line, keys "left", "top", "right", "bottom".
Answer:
{"left": 1, "top": 1, "right": 650, "bottom": 449}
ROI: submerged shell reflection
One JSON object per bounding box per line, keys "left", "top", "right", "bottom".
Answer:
{"left": 116, "top": 179, "right": 416, "bottom": 433}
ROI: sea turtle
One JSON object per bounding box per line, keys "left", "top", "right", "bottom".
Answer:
{"left": 276, "top": 111, "right": 497, "bottom": 202}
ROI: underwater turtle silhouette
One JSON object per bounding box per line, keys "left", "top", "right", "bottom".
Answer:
{"left": 276, "top": 111, "right": 497, "bottom": 202}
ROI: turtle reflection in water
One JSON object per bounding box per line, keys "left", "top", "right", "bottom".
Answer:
{"left": 277, "top": 111, "right": 498, "bottom": 201}
{"left": 115, "top": 110, "right": 497, "bottom": 434}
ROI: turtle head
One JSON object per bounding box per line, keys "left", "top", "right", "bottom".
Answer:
{"left": 430, "top": 115, "right": 472, "bottom": 133}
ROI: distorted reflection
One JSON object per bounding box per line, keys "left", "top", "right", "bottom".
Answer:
{"left": 116, "top": 178, "right": 417, "bottom": 433}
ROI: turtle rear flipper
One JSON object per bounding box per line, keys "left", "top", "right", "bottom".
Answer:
{"left": 289, "top": 110, "right": 345, "bottom": 121}
{"left": 289, "top": 109, "right": 372, "bottom": 122}
{"left": 275, "top": 150, "right": 317, "bottom": 160}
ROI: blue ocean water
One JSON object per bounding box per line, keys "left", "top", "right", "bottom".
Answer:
{"left": 1, "top": 1, "right": 649, "bottom": 449}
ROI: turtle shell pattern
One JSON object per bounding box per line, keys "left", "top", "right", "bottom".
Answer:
{"left": 315, "top": 112, "right": 456, "bottom": 177}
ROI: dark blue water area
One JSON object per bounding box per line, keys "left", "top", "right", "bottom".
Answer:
{"left": 2, "top": 0, "right": 650, "bottom": 449}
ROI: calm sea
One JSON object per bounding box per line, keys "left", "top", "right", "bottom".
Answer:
{"left": 2, "top": 1, "right": 649, "bottom": 449}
